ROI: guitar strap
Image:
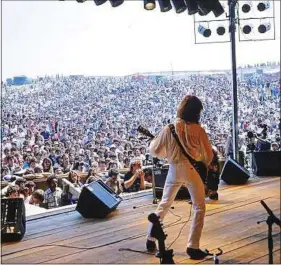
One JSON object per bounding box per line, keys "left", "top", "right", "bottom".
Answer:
{"left": 168, "top": 124, "right": 199, "bottom": 171}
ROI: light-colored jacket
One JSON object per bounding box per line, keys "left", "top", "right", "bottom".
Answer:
{"left": 149, "top": 118, "right": 213, "bottom": 166}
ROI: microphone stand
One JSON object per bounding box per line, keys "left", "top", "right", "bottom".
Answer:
{"left": 258, "top": 200, "right": 281, "bottom": 264}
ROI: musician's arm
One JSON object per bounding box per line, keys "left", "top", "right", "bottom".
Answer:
{"left": 199, "top": 128, "right": 214, "bottom": 166}
{"left": 149, "top": 126, "right": 168, "bottom": 159}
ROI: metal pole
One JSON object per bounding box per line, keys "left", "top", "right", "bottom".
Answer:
{"left": 229, "top": 0, "right": 239, "bottom": 161}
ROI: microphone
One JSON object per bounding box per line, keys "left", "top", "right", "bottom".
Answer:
{"left": 260, "top": 200, "right": 281, "bottom": 227}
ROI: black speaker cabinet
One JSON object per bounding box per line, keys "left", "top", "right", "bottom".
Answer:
{"left": 220, "top": 157, "right": 250, "bottom": 185}
{"left": 153, "top": 167, "right": 190, "bottom": 199}
{"left": 1, "top": 198, "right": 26, "bottom": 242}
{"left": 76, "top": 180, "right": 122, "bottom": 218}
{"left": 252, "top": 151, "right": 281, "bottom": 176}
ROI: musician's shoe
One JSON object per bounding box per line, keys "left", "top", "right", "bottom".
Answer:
{"left": 146, "top": 239, "right": 156, "bottom": 252}
{"left": 186, "top": 248, "right": 209, "bottom": 260}
{"left": 209, "top": 191, "right": 218, "bottom": 200}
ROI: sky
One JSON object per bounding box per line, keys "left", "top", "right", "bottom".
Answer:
{"left": 1, "top": 0, "right": 280, "bottom": 79}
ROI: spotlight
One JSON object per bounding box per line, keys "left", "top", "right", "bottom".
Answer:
{"left": 242, "top": 25, "right": 252, "bottom": 34}
{"left": 109, "top": 0, "right": 124, "bottom": 7}
{"left": 242, "top": 2, "right": 252, "bottom": 13}
{"left": 217, "top": 26, "right": 226, "bottom": 36}
{"left": 185, "top": 0, "right": 198, "bottom": 15}
{"left": 144, "top": 0, "right": 156, "bottom": 10}
{"left": 212, "top": 0, "right": 225, "bottom": 17}
{"left": 197, "top": 0, "right": 212, "bottom": 15}
{"left": 94, "top": 0, "right": 107, "bottom": 5}
{"left": 76, "top": 0, "right": 86, "bottom": 2}
{"left": 198, "top": 25, "right": 211, "bottom": 37}
{"left": 257, "top": 1, "right": 270, "bottom": 12}
{"left": 158, "top": 0, "right": 172, "bottom": 12}
{"left": 171, "top": 0, "right": 187, "bottom": 13}
{"left": 258, "top": 23, "right": 271, "bottom": 33}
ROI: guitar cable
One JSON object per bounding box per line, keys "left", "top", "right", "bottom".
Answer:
{"left": 118, "top": 201, "right": 192, "bottom": 256}
{"left": 167, "top": 201, "right": 192, "bottom": 250}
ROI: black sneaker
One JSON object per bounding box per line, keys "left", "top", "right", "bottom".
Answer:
{"left": 146, "top": 240, "right": 156, "bottom": 252}
{"left": 186, "top": 248, "right": 209, "bottom": 260}
{"left": 209, "top": 191, "right": 218, "bottom": 200}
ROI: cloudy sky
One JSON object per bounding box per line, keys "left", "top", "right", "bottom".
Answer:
{"left": 2, "top": 0, "right": 280, "bottom": 78}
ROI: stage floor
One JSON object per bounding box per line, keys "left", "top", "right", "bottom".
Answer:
{"left": 1, "top": 176, "right": 280, "bottom": 264}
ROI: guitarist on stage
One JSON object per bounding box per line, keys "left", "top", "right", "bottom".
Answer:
{"left": 146, "top": 95, "right": 213, "bottom": 260}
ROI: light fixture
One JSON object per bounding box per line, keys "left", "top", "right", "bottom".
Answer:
{"left": 242, "top": 25, "right": 252, "bottom": 34}
{"left": 144, "top": 0, "right": 156, "bottom": 10}
{"left": 217, "top": 26, "right": 226, "bottom": 36}
{"left": 197, "top": 0, "right": 212, "bottom": 16}
{"left": 171, "top": 0, "right": 187, "bottom": 13}
{"left": 198, "top": 25, "right": 211, "bottom": 37}
{"left": 158, "top": 0, "right": 172, "bottom": 12}
{"left": 185, "top": 0, "right": 198, "bottom": 15}
{"left": 94, "top": 0, "right": 107, "bottom": 5}
{"left": 242, "top": 2, "right": 252, "bottom": 13}
{"left": 257, "top": 1, "right": 270, "bottom": 12}
{"left": 76, "top": 0, "right": 87, "bottom": 2}
{"left": 109, "top": 0, "right": 124, "bottom": 7}
{"left": 258, "top": 23, "right": 271, "bottom": 33}
{"left": 212, "top": 0, "right": 225, "bottom": 17}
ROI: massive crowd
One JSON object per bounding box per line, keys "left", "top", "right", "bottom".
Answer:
{"left": 1, "top": 65, "right": 280, "bottom": 210}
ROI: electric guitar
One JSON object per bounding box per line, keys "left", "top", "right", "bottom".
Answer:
{"left": 137, "top": 125, "right": 208, "bottom": 184}
{"left": 148, "top": 213, "right": 175, "bottom": 264}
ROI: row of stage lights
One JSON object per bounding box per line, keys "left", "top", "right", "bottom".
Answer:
{"left": 72, "top": 0, "right": 225, "bottom": 17}
{"left": 65, "top": 0, "right": 274, "bottom": 40}
{"left": 198, "top": 22, "right": 272, "bottom": 38}
{"left": 197, "top": 1, "right": 273, "bottom": 38}
{"left": 242, "top": 0, "right": 270, "bottom": 13}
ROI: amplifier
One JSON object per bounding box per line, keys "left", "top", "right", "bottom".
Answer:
{"left": 76, "top": 180, "right": 122, "bottom": 218}
{"left": 153, "top": 167, "right": 190, "bottom": 199}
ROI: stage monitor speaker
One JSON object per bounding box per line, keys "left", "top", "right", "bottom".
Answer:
{"left": 252, "top": 151, "right": 281, "bottom": 176}
{"left": 76, "top": 180, "right": 122, "bottom": 218}
{"left": 1, "top": 198, "right": 26, "bottom": 242}
{"left": 220, "top": 157, "right": 250, "bottom": 185}
{"left": 153, "top": 167, "right": 190, "bottom": 199}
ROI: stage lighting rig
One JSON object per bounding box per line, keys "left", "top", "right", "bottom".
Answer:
{"left": 193, "top": 0, "right": 276, "bottom": 161}
{"left": 144, "top": 0, "right": 156, "bottom": 10}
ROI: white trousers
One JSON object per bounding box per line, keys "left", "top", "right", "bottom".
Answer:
{"left": 147, "top": 161, "right": 206, "bottom": 249}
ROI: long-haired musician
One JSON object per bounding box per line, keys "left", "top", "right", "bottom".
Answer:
{"left": 146, "top": 95, "right": 213, "bottom": 260}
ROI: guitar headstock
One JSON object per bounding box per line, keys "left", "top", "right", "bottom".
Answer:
{"left": 148, "top": 213, "right": 166, "bottom": 241}
{"left": 137, "top": 126, "right": 154, "bottom": 139}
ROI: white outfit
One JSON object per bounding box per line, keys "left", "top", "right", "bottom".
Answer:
{"left": 147, "top": 118, "right": 213, "bottom": 249}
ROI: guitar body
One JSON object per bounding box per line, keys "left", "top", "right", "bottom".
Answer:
{"left": 195, "top": 161, "right": 208, "bottom": 184}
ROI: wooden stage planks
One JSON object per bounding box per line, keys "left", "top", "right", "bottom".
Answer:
{"left": 1, "top": 176, "right": 280, "bottom": 264}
